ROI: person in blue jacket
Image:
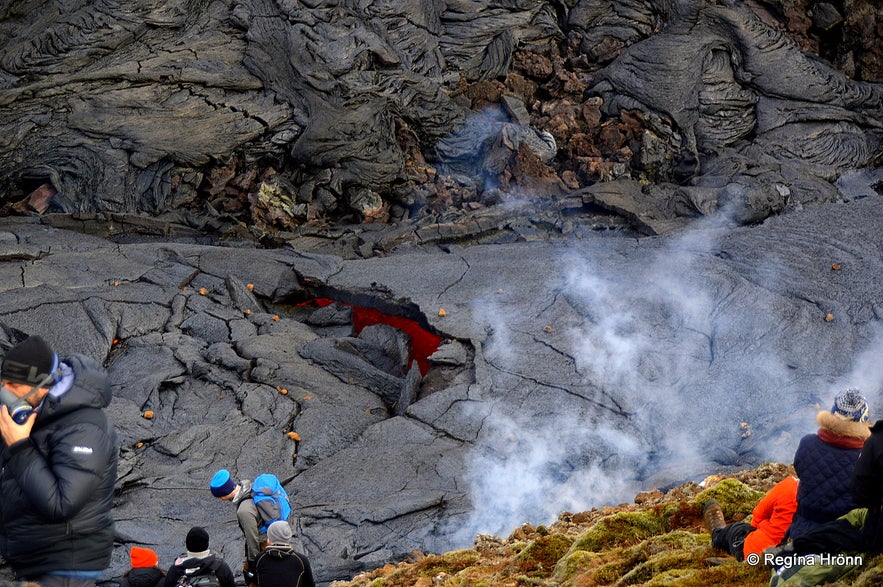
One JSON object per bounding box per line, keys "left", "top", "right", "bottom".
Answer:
{"left": 790, "top": 387, "right": 871, "bottom": 540}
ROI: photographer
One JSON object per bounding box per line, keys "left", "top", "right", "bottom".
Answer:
{"left": 0, "top": 335, "right": 118, "bottom": 586}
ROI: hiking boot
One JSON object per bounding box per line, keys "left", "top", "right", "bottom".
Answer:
{"left": 702, "top": 499, "right": 726, "bottom": 533}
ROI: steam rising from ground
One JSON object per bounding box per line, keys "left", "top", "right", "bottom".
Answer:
{"left": 457, "top": 220, "right": 883, "bottom": 540}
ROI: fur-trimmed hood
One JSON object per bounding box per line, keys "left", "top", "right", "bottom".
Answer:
{"left": 817, "top": 410, "right": 872, "bottom": 440}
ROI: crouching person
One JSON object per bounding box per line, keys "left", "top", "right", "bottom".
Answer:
{"left": 254, "top": 521, "right": 316, "bottom": 587}
{"left": 703, "top": 475, "right": 799, "bottom": 561}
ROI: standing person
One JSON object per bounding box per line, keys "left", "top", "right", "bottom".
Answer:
{"left": 210, "top": 469, "right": 263, "bottom": 581}
{"left": 162, "top": 527, "right": 236, "bottom": 587}
{"left": 852, "top": 416, "right": 883, "bottom": 554}
{"left": 703, "top": 475, "right": 799, "bottom": 561}
{"left": 254, "top": 521, "right": 316, "bottom": 587}
{"left": 789, "top": 387, "right": 871, "bottom": 540}
{"left": 120, "top": 547, "right": 166, "bottom": 587}
{"left": 0, "top": 335, "right": 119, "bottom": 586}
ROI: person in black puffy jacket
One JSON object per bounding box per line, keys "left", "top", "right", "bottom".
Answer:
{"left": 852, "top": 418, "right": 883, "bottom": 554}
{"left": 0, "top": 335, "right": 118, "bottom": 586}
{"left": 790, "top": 387, "right": 871, "bottom": 541}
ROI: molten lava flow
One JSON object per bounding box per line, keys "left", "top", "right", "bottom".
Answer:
{"left": 303, "top": 298, "right": 441, "bottom": 375}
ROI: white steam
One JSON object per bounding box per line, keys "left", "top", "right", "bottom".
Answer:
{"left": 457, "top": 216, "right": 883, "bottom": 540}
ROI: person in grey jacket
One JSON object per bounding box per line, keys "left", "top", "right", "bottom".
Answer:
{"left": 210, "top": 469, "right": 263, "bottom": 583}
{"left": 0, "top": 335, "right": 118, "bottom": 586}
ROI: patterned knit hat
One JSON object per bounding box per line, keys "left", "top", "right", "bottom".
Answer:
{"left": 831, "top": 387, "right": 869, "bottom": 422}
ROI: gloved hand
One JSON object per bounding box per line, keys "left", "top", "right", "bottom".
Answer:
{"left": 242, "top": 560, "right": 256, "bottom": 585}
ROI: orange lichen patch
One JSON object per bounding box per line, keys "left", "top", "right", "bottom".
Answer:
{"left": 272, "top": 315, "right": 280, "bottom": 321}
{"left": 244, "top": 309, "right": 252, "bottom": 315}
{"left": 136, "top": 442, "right": 144, "bottom": 448}
{"left": 544, "top": 325, "right": 554, "bottom": 333}
{"left": 302, "top": 395, "right": 313, "bottom": 400}
{"left": 825, "top": 313, "right": 835, "bottom": 322}
{"left": 287, "top": 431, "right": 301, "bottom": 441}
{"left": 276, "top": 386, "right": 289, "bottom": 395}
{"left": 496, "top": 289, "right": 504, "bottom": 294}
{"left": 142, "top": 411, "right": 154, "bottom": 419}
{"left": 438, "top": 308, "right": 447, "bottom": 317}
{"left": 198, "top": 288, "right": 208, "bottom": 295}
{"left": 246, "top": 283, "right": 255, "bottom": 291}
{"left": 112, "top": 281, "right": 120, "bottom": 287}
{"left": 832, "top": 263, "right": 841, "bottom": 270}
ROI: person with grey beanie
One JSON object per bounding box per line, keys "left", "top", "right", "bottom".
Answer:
{"left": 253, "top": 521, "right": 315, "bottom": 587}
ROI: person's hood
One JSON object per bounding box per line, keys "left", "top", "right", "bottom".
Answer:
{"left": 174, "top": 552, "right": 216, "bottom": 569}
{"left": 232, "top": 479, "right": 253, "bottom": 505}
{"left": 37, "top": 354, "right": 111, "bottom": 422}
{"left": 817, "top": 410, "right": 872, "bottom": 440}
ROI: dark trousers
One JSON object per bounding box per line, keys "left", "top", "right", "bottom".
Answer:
{"left": 711, "top": 521, "right": 753, "bottom": 561}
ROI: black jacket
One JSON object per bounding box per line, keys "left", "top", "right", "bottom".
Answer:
{"left": 853, "top": 419, "right": 883, "bottom": 553}
{"left": 162, "top": 554, "right": 236, "bottom": 587}
{"left": 0, "top": 355, "right": 118, "bottom": 579}
{"left": 121, "top": 567, "right": 166, "bottom": 587}
{"left": 254, "top": 545, "right": 316, "bottom": 587}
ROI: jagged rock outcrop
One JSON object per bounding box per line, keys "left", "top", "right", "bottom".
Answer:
{"left": 0, "top": 0, "right": 880, "bottom": 240}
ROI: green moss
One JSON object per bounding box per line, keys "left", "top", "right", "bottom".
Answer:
{"left": 552, "top": 549, "right": 606, "bottom": 583}
{"left": 641, "top": 531, "right": 709, "bottom": 550}
{"left": 441, "top": 577, "right": 493, "bottom": 587}
{"left": 850, "top": 554, "right": 883, "bottom": 586}
{"left": 592, "top": 558, "right": 637, "bottom": 584}
{"left": 413, "top": 550, "right": 481, "bottom": 577}
{"left": 645, "top": 560, "right": 770, "bottom": 587}
{"left": 567, "top": 510, "right": 669, "bottom": 553}
{"left": 642, "top": 568, "right": 701, "bottom": 585}
{"left": 514, "top": 533, "right": 574, "bottom": 576}
{"left": 616, "top": 545, "right": 708, "bottom": 585}
{"left": 367, "top": 579, "right": 386, "bottom": 587}
{"left": 695, "top": 478, "right": 764, "bottom": 519}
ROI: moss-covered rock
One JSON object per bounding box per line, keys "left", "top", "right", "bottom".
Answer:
{"left": 514, "top": 533, "right": 574, "bottom": 576}
{"left": 410, "top": 550, "right": 481, "bottom": 577}
{"left": 567, "top": 509, "right": 670, "bottom": 553}
{"left": 553, "top": 548, "right": 607, "bottom": 584}
{"left": 695, "top": 478, "right": 764, "bottom": 520}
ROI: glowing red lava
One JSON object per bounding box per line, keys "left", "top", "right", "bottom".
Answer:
{"left": 303, "top": 298, "right": 441, "bottom": 375}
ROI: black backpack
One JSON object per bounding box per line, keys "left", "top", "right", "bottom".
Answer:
{"left": 176, "top": 559, "right": 223, "bottom": 587}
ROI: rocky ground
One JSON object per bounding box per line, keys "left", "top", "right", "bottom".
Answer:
{"left": 330, "top": 462, "right": 882, "bottom": 587}
{"left": 0, "top": 1, "right": 881, "bottom": 585}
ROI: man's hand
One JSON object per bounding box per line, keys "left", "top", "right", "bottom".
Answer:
{"left": 0, "top": 405, "right": 36, "bottom": 446}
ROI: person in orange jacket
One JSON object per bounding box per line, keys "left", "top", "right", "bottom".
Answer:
{"left": 703, "top": 475, "right": 799, "bottom": 561}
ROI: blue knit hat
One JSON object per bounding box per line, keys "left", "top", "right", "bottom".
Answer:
{"left": 831, "top": 387, "right": 869, "bottom": 422}
{"left": 210, "top": 469, "right": 237, "bottom": 498}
